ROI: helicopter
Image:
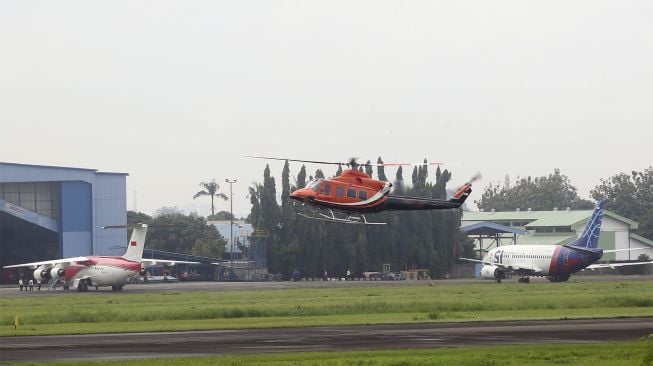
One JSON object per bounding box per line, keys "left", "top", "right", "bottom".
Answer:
{"left": 246, "top": 156, "right": 479, "bottom": 225}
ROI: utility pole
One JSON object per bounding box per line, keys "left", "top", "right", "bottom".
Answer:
{"left": 225, "top": 179, "right": 237, "bottom": 278}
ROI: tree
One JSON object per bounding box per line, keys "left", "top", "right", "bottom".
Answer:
{"left": 394, "top": 166, "right": 404, "bottom": 194}
{"left": 297, "top": 165, "right": 307, "bottom": 189}
{"left": 193, "top": 180, "right": 228, "bottom": 217}
{"left": 281, "top": 160, "right": 291, "bottom": 209}
{"left": 127, "top": 210, "right": 226, "bottom": 258}
{"left": 591, "top": 167, "right": 653, "bottom": 238}
{"left": 208, "top": 211, "right": 234, "bottom": 221}
{"left": 477, "top": 169, "right": 594, "bottom": 211}
{"left": 377, "top": 157, "right": 387, "bottom": 181}
{"left": 364, "top": 160, "right": 374, "bottom": 177}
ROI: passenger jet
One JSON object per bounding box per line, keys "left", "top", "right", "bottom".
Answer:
{"left": 3, "top": 224, "right": 198, "bottom": 292}
{"left": 460, "top": 198, "right": 652, "bottom": 283}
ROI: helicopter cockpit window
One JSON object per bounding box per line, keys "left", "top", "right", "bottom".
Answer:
{"left": 322, "top": 183, "right": 331, "bottom": 196}
{"left": 306, "top": 180, "right": 322, "bottom": 191}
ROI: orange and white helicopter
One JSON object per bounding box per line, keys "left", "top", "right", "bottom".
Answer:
{"left": 247, "top": 156, "right": 479, "bottom": 225}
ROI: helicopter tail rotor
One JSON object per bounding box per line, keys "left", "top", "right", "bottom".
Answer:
{"left": 467, "top": 172, "right": 482, "bottom": 185}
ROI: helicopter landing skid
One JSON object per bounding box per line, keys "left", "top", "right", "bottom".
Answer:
{"left": 298, "top": 209, "right": 386, "bottom": 225}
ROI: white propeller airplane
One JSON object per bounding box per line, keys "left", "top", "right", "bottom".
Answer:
{"left": 460, "top": 198, "right": 653, "bottom": 283}
{"left": 3, "top": 224, "right": 199, "bottom": 292}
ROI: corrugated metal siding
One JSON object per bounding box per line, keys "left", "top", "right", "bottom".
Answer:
{"left": 95, "top": 174, "right": 127, "bottom": 256}
{"left": 60, "top": 181, "right": 93, "bottom": 257}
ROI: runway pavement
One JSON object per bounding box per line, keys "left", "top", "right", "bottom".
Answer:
{"left": 2, "top": 317, "right": 652, "bottom": 362}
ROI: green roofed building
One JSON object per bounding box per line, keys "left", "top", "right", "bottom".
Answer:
{"left": 462, "top": 207, "right": 653, "bottom": 262}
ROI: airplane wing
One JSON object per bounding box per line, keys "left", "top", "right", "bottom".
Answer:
{"left": 586, "top": 261, "right": 653, "bottom": 270}
{"left": 459, "top": 257, "right": 543, "bottom": 275}
{"left": 3, "top": 256, "right": 90, "bottom": 269}
{"left": 458, "top": 257, "right": 488, "bottom": 265}
{"left": 602, "top": 247, "right": 647, "bottom": 253}
{"left": 141, "top": 259, "right": 200, "bottom": 268}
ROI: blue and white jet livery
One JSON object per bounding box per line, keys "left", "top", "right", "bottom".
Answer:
{"left": 461, "top": 198, "right": 652, "bottom": 283}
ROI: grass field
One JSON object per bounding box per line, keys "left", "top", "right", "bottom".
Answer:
{"left": 2, "top": 279, "right": 653, "bottom": 336}
{"left": 10, "top": 340, "right": 653, "bottom": 366}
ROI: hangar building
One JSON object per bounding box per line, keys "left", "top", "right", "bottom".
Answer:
{"left": 0, "top": 162, "right": 127, "bottom": 267}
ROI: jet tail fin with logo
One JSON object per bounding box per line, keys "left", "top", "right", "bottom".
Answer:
{"left": 103, "top": 223, "right": 148, "bottom": 262}
{"left": 568, "top": 198, "right": 607, "bottom": 250}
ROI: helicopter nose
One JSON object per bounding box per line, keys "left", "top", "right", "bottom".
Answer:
{"left": 290, "top": 189, "right": 315, "bottom": 202}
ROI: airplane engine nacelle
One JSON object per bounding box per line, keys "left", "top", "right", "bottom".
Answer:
{"left": 480, "top": 265, "right": 503, "bottom": 280}
{"left": 50, "top": 267, "right": 65, "bottom": 280}
{"left": 33, "top": 267, "right": 51, "bottom": 282}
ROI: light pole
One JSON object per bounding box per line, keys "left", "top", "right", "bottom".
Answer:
{"left": 225, "top": 179, "right": 237, "bottom": 277}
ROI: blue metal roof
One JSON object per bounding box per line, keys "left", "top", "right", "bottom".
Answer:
{"left": 462, "top": 222, "right": 527, "bottom": 236}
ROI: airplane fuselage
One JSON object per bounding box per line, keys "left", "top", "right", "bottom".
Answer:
{"left": 481, "top": 245, "right": 603, "bottom": 281}
{"left": 41, "top": 257, "right": 141, "bottom": 288}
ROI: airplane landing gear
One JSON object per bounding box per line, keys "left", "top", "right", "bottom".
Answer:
{"left": 111, "top": 285, "right": 124, "bottom": 292}
{"left": 77, "top": 280, "right": 89, "bottom": 292}
{"left": 518, "top": 277, "right": 530, "bottom": 284}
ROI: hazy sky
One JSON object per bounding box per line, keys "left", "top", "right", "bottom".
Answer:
{"left": 1, "top": 1, "right": 651, "bottom": 218}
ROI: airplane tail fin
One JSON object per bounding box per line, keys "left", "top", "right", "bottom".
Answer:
{"left": 568, "top": 198, "right": 607, "bottom": 249}
{"left": 103, "top": 223, "right": 149, "bottom": 262}
{"left": 123, "top": 223, "right": 148, "bottom": 261}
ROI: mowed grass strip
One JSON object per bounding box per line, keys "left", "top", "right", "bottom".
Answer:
{"left": 2, "top": 280, "right": 653, "bottom": 336}
{"left": 10, "top": 340, "right": 653, "bottom": 366}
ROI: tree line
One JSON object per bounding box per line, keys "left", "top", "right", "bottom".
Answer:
{"left": 478, "top": 167, "right": 653, "bottom": 239}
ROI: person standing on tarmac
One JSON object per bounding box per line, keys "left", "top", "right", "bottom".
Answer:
{"left": 18, "top": 278, "right": 24, "bottom": 291}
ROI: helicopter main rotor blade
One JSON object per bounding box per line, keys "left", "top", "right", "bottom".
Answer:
{"left": 245, "top": 156, "right": 460, "bottom": 168}
{"left": 244, "top": 156, "right": 346, "bottom": 166}
{"left": 372, "top": 162, "right": 460, "bottom": 167}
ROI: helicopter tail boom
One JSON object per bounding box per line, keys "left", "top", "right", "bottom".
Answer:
{"left": 449, "top": 183, "right": 472, "bottom": 205}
